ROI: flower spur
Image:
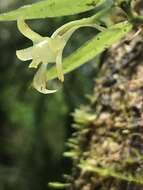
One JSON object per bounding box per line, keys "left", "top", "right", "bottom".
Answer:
{"left": 16, "top": 17, "right": 105, "bottom": 94}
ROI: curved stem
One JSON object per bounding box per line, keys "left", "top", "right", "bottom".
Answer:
{"left": 52, "top": 7, "right": 111, "bottom": 38}
{"left": 17, "top": 19, "right": 43, "bottom": 41}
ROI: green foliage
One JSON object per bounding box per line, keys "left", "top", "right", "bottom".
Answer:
{"left": 47, "top": 21, "right": 132, "bottom": 81}
{"left": 0, "top": 0, "right": 111, "bottom": 20}
{"left": 0, "top": 0, "right": 143, "bottom": 190}
{"left": 0, "top": 0, "right": 134, "bottom": 94}
{"left": 49, "top": 182, "right": 70, "bottom": 189}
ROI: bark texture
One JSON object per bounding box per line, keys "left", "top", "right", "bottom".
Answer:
{"left": 65, "top": 30, "right": 143, "bottom": 190}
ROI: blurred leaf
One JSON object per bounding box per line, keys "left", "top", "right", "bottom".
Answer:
{"left": 48, "top": 182, "right": 70, "bottom": 189}
{"left": 47, "top": 21, "right": 132, "bottom": 80}
{"left": 0, "top": 0, "right": 111, "bottom": 21}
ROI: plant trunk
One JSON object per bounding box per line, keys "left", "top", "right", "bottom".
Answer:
{"left": 65, "top": 30, "right": 143, "bottom": 190}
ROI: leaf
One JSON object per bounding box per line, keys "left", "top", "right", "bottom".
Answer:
{"left": 46, "top": 21, "right": 132, "bottom": 80}
{"left": 48, "top": 182, "right": 70, "bottom": 189}
{"left": 0, "top": 0, "right": 111, "bottom": 21}
{"left": 79, "top": 162, "right": 143, "bottom": 185}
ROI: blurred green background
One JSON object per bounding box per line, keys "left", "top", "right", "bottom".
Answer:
{"left": 0, "top": 1, "right": 98, "bottom": 189}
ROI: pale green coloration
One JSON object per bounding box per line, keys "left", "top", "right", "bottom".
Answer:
{"left": 0, "top": 0, "right": 132, "bottom": 94}
{"left": 79, "top": 160, "right": 143, "bottom": 184}
{"left": 46, "top": 21, "right": 132, "bottom": 81}
{"left": 73, "top": 108, "right": 96, "bottom": 125}
{"left": 16, "top": 17, "right": 105, "bottom": 94}
{"left": 48, "top": 182, "right": 70, "bottom": 189}
{"left": 0, "top": 0, "right": 113, "bottom": 21}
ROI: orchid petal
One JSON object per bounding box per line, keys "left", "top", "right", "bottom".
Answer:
{"left": 52, "top": 15, "right": 104, "bottom": 39}
{"left": 16, "top": 47, "right": 33, "bottom": 61}
{"left": 29, "top": 59, "right": 41, "bottom": 68}
{"left": 62, "top": 24, "right": 101, "bottom": 43}
{"left": 17, "top": 18, "right": 43, "bottom": 42}
{"left": 56, "top": 52, "right": 64, "bottom": 82}
{"left": 52, "top": 17, "right": 93, "bottom": 37}
{"left": 32, "top": 64, "right": 57, "bottom": 94}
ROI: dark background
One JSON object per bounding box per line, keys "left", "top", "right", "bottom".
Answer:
{"left": 0, "top": 1, "right": 99, "bottom": 190}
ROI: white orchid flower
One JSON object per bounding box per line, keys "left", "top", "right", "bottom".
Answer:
{"left": 16, "top": 17, "right": 104, "bottom": 94}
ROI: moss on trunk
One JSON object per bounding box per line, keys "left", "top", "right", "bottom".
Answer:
{"left": 65, "top": 30, "right": 143, "bottom": 190}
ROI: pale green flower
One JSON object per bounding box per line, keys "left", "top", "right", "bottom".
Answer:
{"left": 16, "top": 18, "right": 104, "bottom": 94}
